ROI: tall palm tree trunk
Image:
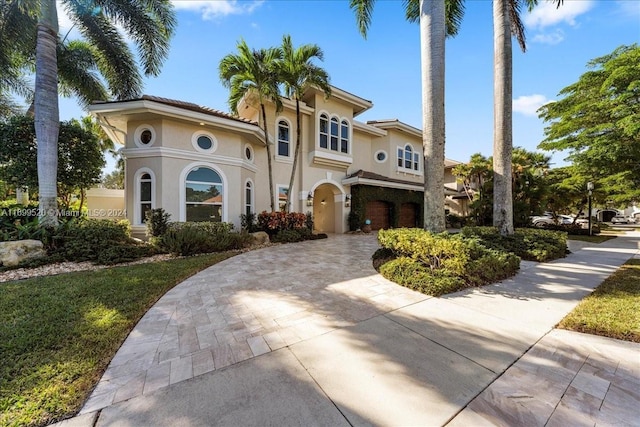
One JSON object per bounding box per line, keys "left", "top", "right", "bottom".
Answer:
{"left": 286, "top": 98, "right": 302, "bottom": 213}
{"left": 420, "top": 0, "right": 446, "bottom": 233}
{"left": 261, "top": 104, "right": 276, "bottom": 212}
{"left": 35, "top": 1, "right": 60, "bottom": 227}
{"left": 493, "top": 0, "right": 514, "bottom": 235}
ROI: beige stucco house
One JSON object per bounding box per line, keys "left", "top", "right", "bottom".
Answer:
{"left": 89, "top": 85, "right": 466, "bottom": 237}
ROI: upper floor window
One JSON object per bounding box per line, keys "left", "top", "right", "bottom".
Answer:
{"left": 340, "top": 120, "right": 349, "bottom": 154}
{"left": 191, "top": 131, "right": 217, "bottom": 153}
{"left": 319, "top": 114, "right": 329, "bottom": 149}
{"left": 397, "top": 144, "right": 420, "bottom": 172}
{"left": 319, "top": 113, "right": 350, "bottom": 154}
{"left": 277, "top": 120, "right": 290, "bottom": 157}
{"left": 134, "top": 124, "right": 156, "bottom": 148}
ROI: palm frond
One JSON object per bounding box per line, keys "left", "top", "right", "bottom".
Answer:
{"left": 57, "top": 40, "right": 109, "bottom": 107}
{"left": 509, "top": 0, "right": 527, "bottom": 52}
{"left": 350, "top": 0, "right": 376, "bottom": 39}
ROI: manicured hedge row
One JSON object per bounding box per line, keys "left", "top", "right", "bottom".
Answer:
{"left": 375, "top": 228, "right": 520, "bottom": 296}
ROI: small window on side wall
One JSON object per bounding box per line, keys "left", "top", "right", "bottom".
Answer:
{"left": 191, "top": 131, "right": 217, "bottom": 153}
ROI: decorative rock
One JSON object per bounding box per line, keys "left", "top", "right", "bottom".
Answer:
{"left": 0, "top": 240, "right": 46, "bottom": 267}
{"left": 250, "top": 231, "right": 270, "bottom": 246}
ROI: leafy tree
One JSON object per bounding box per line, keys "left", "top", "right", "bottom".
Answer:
{"left": 8, "top": 0, "right": 176, "bottom": 227}
{"left": 538, "top": 44, "right": 640, "bottom": 206}
{"left": 280, "top": 35, "right": 331, "bottom": 212}
{"left": 219, "top": 39, "right": 283, "bottom": 212}
{"left": 0, "top": 115, "right": 105, "bottom": 209}
{"left": 102, "top": 169, "right": 124, "bottom": 189}
{"left": 351, "top": 0, "right": 465, "bottom": 233}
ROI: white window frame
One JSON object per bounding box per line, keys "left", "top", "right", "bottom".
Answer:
{"left": 374, "top": 150, "right": 387, "bottom": 163}
{"left": 134, "top": 124, "right": 156, "bottom": 148}
{"left": 244, "top": 143, "right": 254, "bottom": 163}
{"left": 319, "top": 113, "right": 329, "bottom": 149}
{"left": 133, "top": 168, "right": 155, "bottom": 225}
{"left": 245, "top": 179, "right": 254, "bottom": 216}
{"left": 179, "top": 162, "right": 227, "bottom": 222}
{"left": 397, "top": 144, "right": 421, "bottom": 174}
{"left": 276, "top": 117, "right": 292, "bottom": 161}
{"left": 191, "top": 130, "right": 218, "bottom": 153}
{"left": 317, "top": 111, "right": 351, "bottom": 155}
{"left": 276, "top": 184, "right": 292, "bottom": 212}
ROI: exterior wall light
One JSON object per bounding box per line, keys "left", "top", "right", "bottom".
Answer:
{"left": 345, "top": 194, "right": 352, "bottom": 207}
{"left": 306, "top": 192, "right": 313, "bottom": 206}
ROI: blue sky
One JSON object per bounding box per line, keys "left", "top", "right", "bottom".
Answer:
{"left": 57, "top": 0, "right": 640, "bottom": 170}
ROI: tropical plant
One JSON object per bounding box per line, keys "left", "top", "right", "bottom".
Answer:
{"left": 351, "top": 0, "right": 464, "bottom": 233}
{"left": 20, "top": 0, "right": 176, "bottom": 227}
{"left": 538, "top": 44, "right": 640, "bottom": 206}
{"left": 220, "top": 39, "right": 283, "bottom": 212}
{"left": 280, "top": 35, "right": 331, "bottom": 212}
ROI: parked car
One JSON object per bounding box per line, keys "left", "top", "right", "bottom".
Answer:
{"left": 530, "top": 213, "right": 588, "bottom": 228}
{"left": 611, "top": 215, "right": 629, "bottom": 224}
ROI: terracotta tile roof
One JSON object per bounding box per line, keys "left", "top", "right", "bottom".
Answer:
{"left": 347, "top": 170, "right": 422, "bottom": 187}
{"left": 93, "top": 95, "right": 258, "bottom": 126}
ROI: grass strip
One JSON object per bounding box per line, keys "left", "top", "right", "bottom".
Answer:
{"left": 567, "top": 235, "right": 616, "bottom": 244}
{"left": 557, "top": 259, "right": 640, "bottom": 342}
{"left": 0, "top": 252, "right": 234, "bottom": 427}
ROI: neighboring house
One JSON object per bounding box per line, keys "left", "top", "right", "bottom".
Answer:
{"left": 89, "top": 85, "right": 465, "bottom": 237}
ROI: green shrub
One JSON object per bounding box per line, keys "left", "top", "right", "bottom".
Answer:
{"left": 240, "top": 212, "right": 258, "bottom": 232}
{"left": 375, "top": 228, "right": 520, "bottom": 296}
{"left": 347, "top": 210, "right": 361, "bottom": 231}
{"left": 96, "top": 244, "right": 156, "bottom": 265}
{"left": 160, "top": 222, "right": 249, "bottom": 256}
{"left": 379, "top": 257, "right": 465, "bottom": 296}
{"left": 460, "top": 226, "right": 567, "bottom": 262}
{"left": 145, "top": 208, "right": 171, "bottom": 237}
{"left": 50, "top": 218, "right": 133, "bottom": 262}
{"left": 272, "top": 229, "right": 306, "bottom": 243}
{"left": 537, "top": 223, "right": 600, "bottom": 235}
{"left": 305, "top": 211, "right": 314, "bottom": 230}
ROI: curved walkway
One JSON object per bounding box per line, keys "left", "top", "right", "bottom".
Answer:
{"left": 75, "top": 232, "right": 639, "bottom": 426}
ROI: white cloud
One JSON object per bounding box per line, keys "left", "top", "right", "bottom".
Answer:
{"left": 524, "top": 0, "right": 594, "bottom": 29}
{"left": 531, "top": 29, "right": 564, "bottom": 45}
{"left": 171, "top": 0, "right": 264, "bottom": 20}
{"left": 513, "top": 94, "right": 552, "bottom": 117}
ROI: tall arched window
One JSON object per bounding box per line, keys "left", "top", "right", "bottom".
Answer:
{"left": 330, "top": 117, "right": 339, "bottom": 151}
{"left": 340, "top": 120, "right": 349, "bottom": 153}
{"left": 139, "top": 173, "right": 152, "bottom": 224}
{"left": 277, "top": 120, "right": 290, "bottom": 157}
{"left": 245, "top": 181, "right": 253, "bottom": 216}
{"left": 185, "top": 167, "right": 223, "bottom": 222}
{"left": 319, "top": 113, "right": 329, "bottom": 149}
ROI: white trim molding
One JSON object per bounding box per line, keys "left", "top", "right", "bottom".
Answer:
{"left": 123, "top": 147, "right": 258, "bottom": 173}
{"left": 134, "top": 124, "right": 156, "bottom": 148}
{"left": 191, "top": 130, "right": 218, "bottom": 153}
{"left": 132, "top": 167, "right": 156, "bottom": 225}
{"left": 179, "top": 162, "right": 228, "bottom": 222}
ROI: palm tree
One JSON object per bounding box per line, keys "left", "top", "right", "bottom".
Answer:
{"left": 220, "top": 39, "right": 283, "bottom": 212}
{"left": 351, "top": 0, "right": 464, "bottom": 233}
{"left": 29, "top": 0, "right": 176, "bottom": 227}
{"left": 280, "top": 35, "right": 331, "bottom": 212}
{"left": 492, "top": 0, "right": 562, "bottom": 235}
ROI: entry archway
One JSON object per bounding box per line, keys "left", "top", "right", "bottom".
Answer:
{"left": 311, "top": 183, "right": 346, "bottom": 233}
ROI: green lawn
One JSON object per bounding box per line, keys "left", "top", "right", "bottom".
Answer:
{"left": 0, "top": 252, "right": 234, "bottom": 427}
{"left": 558, "top": 259, "right": 640, "bottom": 343}
{"left": 567, "top": 234, "right": 616, "bottom": 244}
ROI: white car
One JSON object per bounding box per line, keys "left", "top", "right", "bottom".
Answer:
{"left": 530, "top": 213, "right": 587, "bottom": 228}
{"left": 611, "top": 215, "right": 629, "bottom": 224}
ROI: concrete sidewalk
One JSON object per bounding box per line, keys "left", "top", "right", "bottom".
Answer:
{"left": 55, "top": 233, "right": 639, "bottom": 427}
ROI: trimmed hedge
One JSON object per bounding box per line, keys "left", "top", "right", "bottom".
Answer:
{"left": 460, "top": 226, "right": 567, "bottom": 262}
{"left": 160, "top": 222, "right": 251, "bottom": 256}
{"left": 376, "top": 228, "right": 520, "bottom": 296}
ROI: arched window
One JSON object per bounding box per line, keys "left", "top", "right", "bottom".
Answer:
{"left": 185, "top": 167, "right": 223, "bottom": 222}
{"left": 139, "top": 172, "right": 152, "bottom": 224}
{"left": 397, "top": 144, "right": 420, "bottom": 172}
{"left": 319, "top": 113, "right": 329, "bottom": 149}
{"left": 330, "top": 117, "right": 339, "bottom": 151}
{"left": 340, "top": 120, "right": 349, "bottom": 153}
{"left": 245, "top": 181, "right": 253, "bottom": 216}
{"left": 277, "top": 120, "right": 290, "bottom": 157}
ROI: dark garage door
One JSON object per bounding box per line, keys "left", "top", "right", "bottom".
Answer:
{"left": 366, "top": 200, "right": 391, "bottom": 230}
{"left": 399, "top": 203, "right": 418, "bottom": 228}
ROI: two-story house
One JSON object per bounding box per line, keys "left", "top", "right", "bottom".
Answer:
{"left": 88, "top": 85, "right": 466, "bottom": 237}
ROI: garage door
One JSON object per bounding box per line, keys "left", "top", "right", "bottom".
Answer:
{"left": 366, "top": 200, "right": 391, "bottom": 230}
{"left": 399, "top": 203, "right": 418, "bottom": 228}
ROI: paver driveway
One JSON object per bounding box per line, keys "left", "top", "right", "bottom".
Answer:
{"left": 82, "top": 233, "right": 429, "bottom": 412}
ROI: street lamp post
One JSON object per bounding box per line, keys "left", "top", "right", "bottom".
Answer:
{"left": 587, "top": 182, "right": 594, "bottom": 236}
